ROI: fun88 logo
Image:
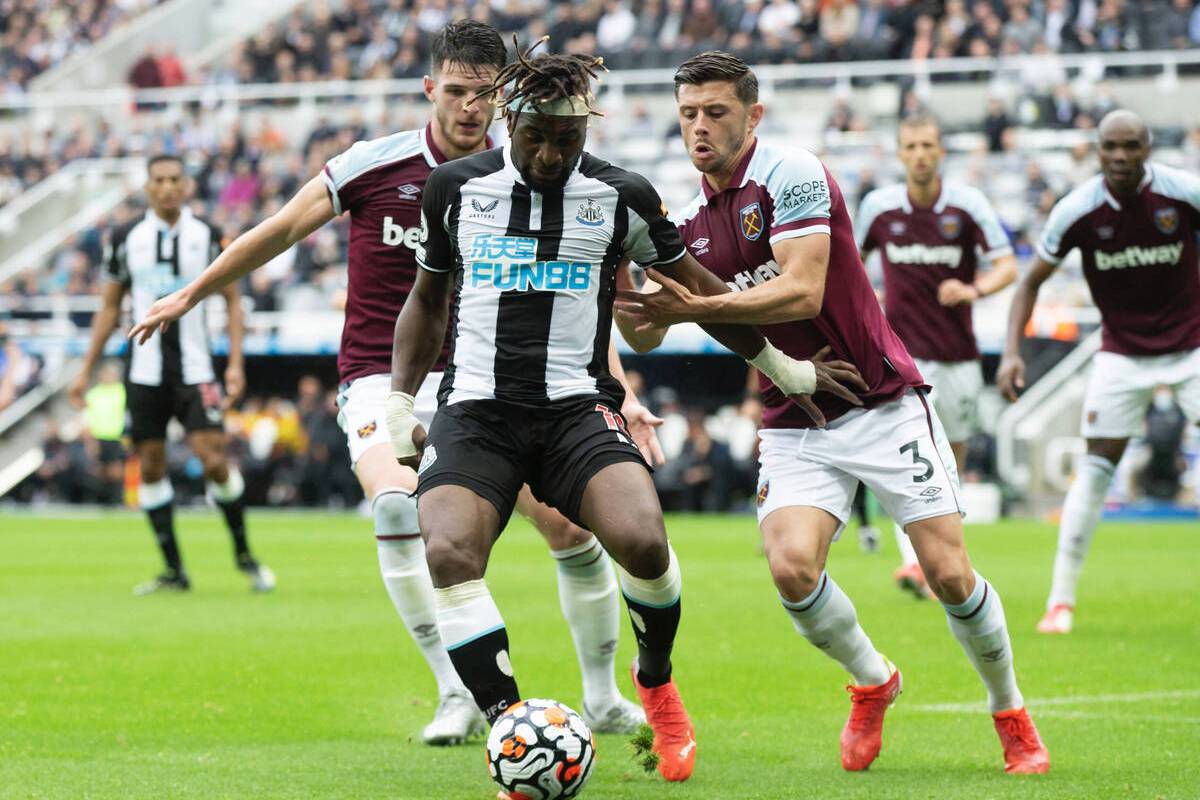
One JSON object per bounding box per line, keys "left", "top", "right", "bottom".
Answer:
{"left": 471, "top": 261, "right": 592, "bottom": 291}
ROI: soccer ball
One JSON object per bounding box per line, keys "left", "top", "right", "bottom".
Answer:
{"left": 485, "top": 698, "right": 596, "bottom": 800}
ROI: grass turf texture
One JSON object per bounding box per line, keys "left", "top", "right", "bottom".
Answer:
{"left": 2, "top": 511, "right": 1197, "bottom": 799}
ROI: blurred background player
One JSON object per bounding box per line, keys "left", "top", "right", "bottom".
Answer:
{"left": 69, "top": 154, "right": 273, "bottom": 596}
{"left": 131, "top": 22, "right": 652, "bottom": 745}
{"left": 617, "top": 51, "right": 1048, "bottom": 775}
{"left": 856, "top": 114, "right": 1017, "bottom": 599}
{"left": 998, "top": 110, "right": 1200, "bottom": 634}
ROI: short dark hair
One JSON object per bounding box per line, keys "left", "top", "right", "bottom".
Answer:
{"left": 430, "top": 20, "right": 507, "bottom": 76}
{"left": 146, "top": 154, "right": 184, "bottom": 172}
{"left": 897, "top": 112, "right": 943, "bottom": 142}
{"left": 673, "top": 51, "right": 758, "bottom": 105}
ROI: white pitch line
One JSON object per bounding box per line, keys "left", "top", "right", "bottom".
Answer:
{"left": 1029, "top": 710, "right": 1200, "bottom": 725}
{"left": 909, "top": 689, "right": 1200, "bottom": 714}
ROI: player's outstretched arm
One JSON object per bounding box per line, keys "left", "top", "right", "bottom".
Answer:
{"left": 386, "top": 268, "right": 452, "bottom": 467}
{"left": 997, "top": 257, "right": 1057, "bottom": 402}
{"left": 130, "top": 176, "right": 336, "bottom": 344}
{"left": 640, "top": 252, "right": 867, "bottom": 427}
{"left": 625, "top": 235, "right": 830, "bottom": 326}
{"left": 68, "top": 280, "right": 125, "bottom": 408}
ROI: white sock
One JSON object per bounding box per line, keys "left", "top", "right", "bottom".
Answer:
{"left": 1048, "top": 454, "right": 1115, "bottom": 609}
{"left": 553, "top": 538, "right": 622, "bottom": 713}
{"left": 893, "top": 522, "right": 919, "bottom": 567}
{"left": 374, "top": 490, "right": 466, "bottom": 697}
{"left": 781, "top": 572, "right": 891, "bottom": 686}
{"left": 206, "top": 468, "right": 244, "bottom": 502}
{"left": 944, "top": 571, "right": 1023, "bottom": 713}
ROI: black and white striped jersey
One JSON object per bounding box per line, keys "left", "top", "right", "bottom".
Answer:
{"left": 417, "top": 145, "right": 685, "bottom": 406}
{"left": 105, "top": 208, "right": 223, "bottom": 386}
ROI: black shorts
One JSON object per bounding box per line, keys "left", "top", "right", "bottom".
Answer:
{"left": 97, "top": 439, "right": 125, "bottom": 465}
{"left": 126, "top": 381, "right": 224, "bottom": 444}
{"left": 415, "top": 396, "right": 648, "bottom": 528}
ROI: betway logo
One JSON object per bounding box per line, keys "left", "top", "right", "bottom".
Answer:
{"left": 382, "top": 216, "right": 422, "bottom": 250}
{"left": 1095, "top": 242, "right": 1184, "bottom": 271}
{"left": 726, "top": 259, "right": 782, "bottom": 292}
{"left": 885, "top": 242, "right": 963, "bottom": 267}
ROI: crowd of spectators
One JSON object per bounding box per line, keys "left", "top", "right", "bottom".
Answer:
{"left": 1, "top": 0, "right": 164, "bottom": 94}
{"left": 189, "top": 0, "right": 1200, "bottom": 87}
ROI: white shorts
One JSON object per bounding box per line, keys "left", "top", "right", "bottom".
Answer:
{"left": 1082, "top": 348, "right": 1200, "bottom": 439}
{"left": 914, "top": 358, "right": 983, "bottom": 443}
{"left": 336, "top": 372, "right": 442, "bottom": 466}
{"left": 756, "top": 389, "right": 964, "bottom": 538}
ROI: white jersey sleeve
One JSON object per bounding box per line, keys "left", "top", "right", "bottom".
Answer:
{"left": 1036, "top": 176, "right": 1104, "bottom": 265}
{"left": 764, "top": 149, "right": 832, "bottom": 245}
{"left": 952, "top": 184, "right": 1013, "bottom": 260}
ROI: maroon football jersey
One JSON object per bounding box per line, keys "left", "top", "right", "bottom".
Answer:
{"left": 676, "top": 139, "right": 924, "bottom": 429}
{"left": 1037, "top": 162, "right": 1200, "bottom": 356}
{"left": 856, "top": 182, "right": 1012, "bottom": 362}
{"left": 322, "top": 124, "right": 468, "bottom": 382}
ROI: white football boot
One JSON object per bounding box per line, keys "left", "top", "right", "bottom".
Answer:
{"left": 422, "top": 689, "right": 486, "bottom": 745}
{"left": 584, "top": 695, "right": 646, "bottom": 734}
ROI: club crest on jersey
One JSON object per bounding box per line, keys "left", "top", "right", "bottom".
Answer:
{"left": 938, "top": 213, "right": 962, "bottom": 240}
{"left": 740, "top": 202, "right": 763, "bottom": 241}
{"left": 757, "top": 481, "right": 770, "bottom": 507}
{"left": 357, "top": 421, "right": 377, "bottom": 439}
{"left": 1154, "top": 207, "right": 1179, "bottom": 235}
{"left": 575, "top": 198, "right": 606, "bottom": 227}
{"left": 397, "top": 184, "right": 419, "bottom": 200}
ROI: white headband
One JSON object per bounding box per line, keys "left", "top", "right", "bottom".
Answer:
{"left": 507, "top": 95, "right": 593, "bottom": 117}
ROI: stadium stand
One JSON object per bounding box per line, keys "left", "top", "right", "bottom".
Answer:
{"left": 0, "top": 0, "right": 167, "bottom": 93}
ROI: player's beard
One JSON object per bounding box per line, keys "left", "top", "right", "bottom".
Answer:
{"left": 693, "top": 128, "right": 747, "bottom": 177}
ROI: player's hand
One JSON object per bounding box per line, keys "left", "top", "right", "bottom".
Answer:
{"left": 787, "top": 346, "right": 869, "bottom": 428}
{"left": 129, "top": 288, "right": 195, "bottom": 345}
{"left": 613, "top": 268, "right": 708, "bottom": 328}
{"left": 223, "top": 363, "right": 245, "bottom": 410}
{"left": 67, "top": 373, "right": 89, "bottom": 409}
{"left": 385, "top": 391, "right": 425, "bottom": 469}
{"left": 937, "top": 279, "right": 980, "bottom": 307}
{"left": 621, "top": 399, "right": 666, "bottom": 465}
{"left": 996, "top": 352, "right": 1026, "bottom": 402}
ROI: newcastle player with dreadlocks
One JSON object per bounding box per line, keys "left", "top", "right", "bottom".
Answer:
{"left": 387, "top": 41, "right": 867, "bottom": 784}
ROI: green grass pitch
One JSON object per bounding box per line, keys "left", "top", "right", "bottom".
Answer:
{"left": 2, "top": 511, "right": 1197, "bottom": 799}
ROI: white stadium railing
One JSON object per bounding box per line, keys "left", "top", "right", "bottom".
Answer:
{"left": 4, "top": 48, "right": 1198, "bottom": 112}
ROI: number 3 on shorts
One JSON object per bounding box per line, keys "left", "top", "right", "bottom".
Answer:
{"left": 900, "top": 439, "right": 934, "bottom": 483}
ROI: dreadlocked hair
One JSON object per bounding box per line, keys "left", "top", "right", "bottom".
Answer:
{"left": 469, "top": 35, "right": 607, "bottom": 124}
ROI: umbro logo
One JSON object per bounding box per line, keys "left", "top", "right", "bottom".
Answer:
{"left": 889, "top": 221, "right": 906, "bottom": 235}
{"left": 919, "top": 486, "right": 942, "bottom": 497}
{"left": 691, "top": 237, "right": 710, "bottom": 255}
{"left": 397, "top": 183, "right": 419, "bottom": 200}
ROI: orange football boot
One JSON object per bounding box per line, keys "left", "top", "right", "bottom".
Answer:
{"left": 993, "top": 707, "right": 1050, "bottom": 774}
{"left": 632, "top": 664, "right": 696, "bottom": 781}
{"left": 841, "top": 660, "right": 902, "bottom": 771}
{"left": 894, "top": 563, "right": 936, "bottom": 600}
{"left": 1037, "top": 604, "right": 1073, "bottom": 634}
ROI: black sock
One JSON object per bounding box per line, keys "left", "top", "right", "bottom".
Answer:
{"left": 853, "top": 486, "right": 870, "bottom": 527}
{"left": 146, "top": 503, "right": 182, "bottom": 574}
{"left": 624, "top": 596, "right": 681, "bottom": 688}
{"left": 446, "top": 628, "right": 520, "bottom": 723}
{"left": 215, "top": 498, "right": 251, "bottom": 563}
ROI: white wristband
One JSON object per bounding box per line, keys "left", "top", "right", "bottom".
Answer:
{"left": 749, "top": 342, "right": 817, "bottom": 396}
{"left": 384, "top": 391, "right": 420, "bottom": 459}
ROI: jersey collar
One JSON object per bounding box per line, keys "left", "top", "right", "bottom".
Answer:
{"left": 1102, "top": 163, "right": 1153, "bottom": 210}
{"left": 145, "top": 206, "right": 192, "bottom": 233}
{"left": 701, "top": 137, "right": 758, "bottom": 201}
{"left": 422, "top": 122, "right": 496, "bottom": 168}
{"left": 903, "top": 180, "right": 948, "bottom": 214}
